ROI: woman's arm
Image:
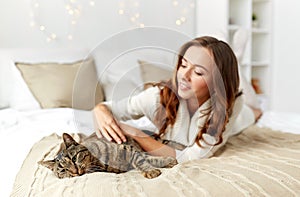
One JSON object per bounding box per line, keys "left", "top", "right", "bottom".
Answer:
{"left": 93, "top": 102, "right": 176, "bottom": 158}
{"left": 119, "top": 123, "right": 176, "bottom": 158}
{"left": 93, "top": 87, "right": 161, "bottom": 144}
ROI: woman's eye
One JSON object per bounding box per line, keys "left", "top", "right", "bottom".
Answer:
{"left": 194, "top": 68, "right": 204, "bottom": 76}
{"left": 194, "top": 71, "right": 203, "bottom": 76}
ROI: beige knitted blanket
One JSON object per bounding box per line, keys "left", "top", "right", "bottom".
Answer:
{"left": 11, "top": 126, "right": 300, "bottom": 197}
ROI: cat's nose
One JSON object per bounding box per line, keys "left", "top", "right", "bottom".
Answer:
{"left": 78, "top": 168, "right": 84, "bottom": 175}
{"left": 69, "top": 166, "right": 78, "bottom": 174}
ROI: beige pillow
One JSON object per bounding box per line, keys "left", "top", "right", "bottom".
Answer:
{"left": 138, "top": 60, "right": 173, "bottom": 89}
{"left": 15, "top": 58, "right": 104, "bottom": 110}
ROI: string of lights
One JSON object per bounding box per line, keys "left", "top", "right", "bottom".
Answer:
{"left": 29, "top": 0, "right": 195, "bottom": 42}
{"left": 118, "top": 0, "right": 195, "bottom": 27}
{"left": 29, "top": 0, "right": 95, "bottom": 42}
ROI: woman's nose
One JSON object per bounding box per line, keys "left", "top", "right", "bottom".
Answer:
{"left": 183, "top": 67, "right": 192, "bottom": 80}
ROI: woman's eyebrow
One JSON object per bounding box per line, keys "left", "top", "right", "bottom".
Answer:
{"left": 182, "top": 57, "right": 208, "bottom": 71}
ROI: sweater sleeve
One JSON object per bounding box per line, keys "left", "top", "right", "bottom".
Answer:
{"left": 101, "top": 87, "right": 161, "bottom": 122}
{"left": 175, "top": 96, "right": 255, "bottom": 163}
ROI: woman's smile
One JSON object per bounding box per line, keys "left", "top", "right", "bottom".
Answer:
{"left": 178, "top": 80, "right": 191, "bottom": 91}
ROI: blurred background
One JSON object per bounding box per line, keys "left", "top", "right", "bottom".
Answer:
{"left": 0, "top": 0, "right": 299, "bottom": 113}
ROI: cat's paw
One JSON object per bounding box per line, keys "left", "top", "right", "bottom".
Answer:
{"left": 142, "top": 169, "right": 161, "bottom": 179}
{"left": 165, "top": 157, "right": 178, "bottom": 168}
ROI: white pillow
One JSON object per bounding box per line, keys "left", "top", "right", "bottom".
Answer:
{"left": 93, "top": 48, "right": 176, "bottom": 101}
{"left": 0, "top": 52, "right": 14, "bottom": 108}
{"left": 0, "top": 50, "right": 40, "bottom": 110}
{"left": 100, "top": 52, "right": 144, "bottom": 101}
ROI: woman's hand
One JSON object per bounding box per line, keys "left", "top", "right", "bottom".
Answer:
{"left": 93, "top": 104, "right": 127, "bottom": 144}
{"left": 119, "top": 122, "right": 176, "bottom": 158}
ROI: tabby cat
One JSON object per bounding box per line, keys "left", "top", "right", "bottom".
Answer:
{"left": 39, "top": 132, "right": 179, "bottom": 179}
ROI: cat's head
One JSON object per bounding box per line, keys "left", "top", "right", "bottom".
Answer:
{"left": 39, "top": 133, "right": 102, "bottom": 178}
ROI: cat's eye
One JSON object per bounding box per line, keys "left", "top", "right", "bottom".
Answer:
{"left": 72, "top": 156, "right": 77, "bottom": 163}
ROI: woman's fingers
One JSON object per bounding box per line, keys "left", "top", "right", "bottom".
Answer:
{"left": 99, "top": 127, "right": 113, "bottom": 142}
{"left": 106, "top": 126, "right": 123, "bottom": 144}
{"left": 111, "top": 123, "right": 127, "bottom": 142}
{"left": 99, "top": 122, "right": 126, "bottom": 144}
{"left": 96, "top": 129, "right": 103, "bottom": 138}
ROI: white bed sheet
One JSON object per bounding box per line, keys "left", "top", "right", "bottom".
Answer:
{"left": 0, "top": 108, "right": 300, "bottom": 196}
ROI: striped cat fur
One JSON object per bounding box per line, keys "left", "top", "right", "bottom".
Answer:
{"left": 39, "top": 133, "right": 178, "bottom": 179}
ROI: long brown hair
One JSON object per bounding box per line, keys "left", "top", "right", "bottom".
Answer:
{"left": 154, "top": 36, "right": 240, "bottom": 146}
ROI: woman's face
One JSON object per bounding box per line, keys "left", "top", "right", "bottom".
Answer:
{"left": 177, "top": 46, "right": 214, "bottom": 106}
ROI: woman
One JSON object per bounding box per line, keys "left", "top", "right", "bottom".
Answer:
{"left": 93, "top": 36, "right": 261, "bottom": 163}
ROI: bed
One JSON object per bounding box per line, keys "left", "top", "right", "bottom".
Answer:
{"left": 1, "top": 37, "right": 300, "bottom": 196}
{"left": 1, "top": 108, "right": 300, "bottom": 197}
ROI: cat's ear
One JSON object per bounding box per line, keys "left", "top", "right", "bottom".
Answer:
{"left": 63, "top": 133, "right": 79, "bottom": 148}
{"left": 38, "top": 160, "right": 55, "bottom": 171}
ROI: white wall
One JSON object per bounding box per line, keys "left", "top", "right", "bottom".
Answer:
{"left": 0, "top": 0, "right": 196, "bottom": 49}
{"left": 195, "top": 0, "right": 228, "bottom": 41}
{"left": 271, "top": 0, "right": 300, "bottom": 112}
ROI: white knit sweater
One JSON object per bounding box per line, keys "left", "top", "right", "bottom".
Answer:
{"left": 103, "top": 87, "right": 255, "bottom": 163}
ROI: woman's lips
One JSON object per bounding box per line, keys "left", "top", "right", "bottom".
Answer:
{"left": 179, "top": 81, "right": 191, "bottom": 91}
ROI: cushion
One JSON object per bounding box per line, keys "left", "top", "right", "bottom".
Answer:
{"left": 15, "top": 58, "right": 104, "bottom": 110}
{"left": 4, "top": 48, "right": 92, "bottom": 111}
{"left": 138, "top": 60, "right": 173, "bottom": 89}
